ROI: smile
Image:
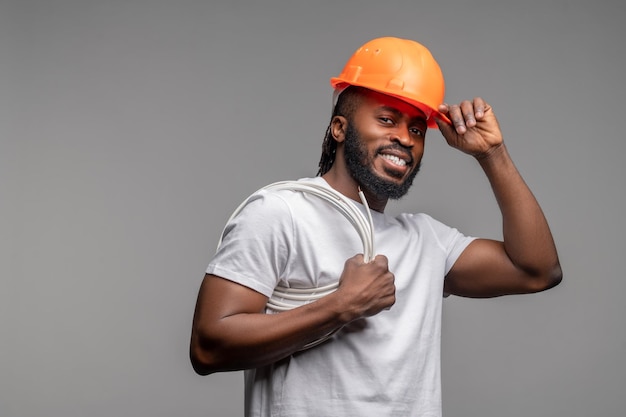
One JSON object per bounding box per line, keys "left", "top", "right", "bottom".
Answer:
{"left": 380, "top": 154, "right": 407, "bottom": 167}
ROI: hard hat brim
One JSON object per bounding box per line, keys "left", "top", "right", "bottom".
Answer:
{"left": 330, "top": 80, "right": 450, "bottom": 129}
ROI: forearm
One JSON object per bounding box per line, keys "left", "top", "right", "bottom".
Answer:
{"left": 191, "top": 289, "right": 350, "bottom": 375}
{"left": 191, "top": 257, "right": 394, "bottom": 374}
{"left": 478, "top": 144, "right": 561, "bottom": 280}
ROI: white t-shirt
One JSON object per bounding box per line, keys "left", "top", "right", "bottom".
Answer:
{"left": 207, "top": 177, "right": 475, "bottom": 417}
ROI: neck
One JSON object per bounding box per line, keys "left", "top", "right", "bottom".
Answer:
{"left": 321, "top": 163, "right": 388, "bottom": 213}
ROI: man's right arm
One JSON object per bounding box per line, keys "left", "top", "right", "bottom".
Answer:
{"left": 189, "top": 254, "right": 395, "bottom": 375}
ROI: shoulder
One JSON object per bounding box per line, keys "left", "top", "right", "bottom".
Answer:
{"left": 220, "top": 178, "right": 332, "bottom": 240}
{"left": 229, "top": 179, "right": 321, "bottom": 221}
{"left": 395, "top": 212, "right": 451, "bottom": 234}
{"left": 394, "top": 212, "right": 474, "bottom": 250}
{"left": 241, "top": 177, "right": 344, "bottom": 220}
{"left": 216, "top": 183, "right": 301, "bottom": 249}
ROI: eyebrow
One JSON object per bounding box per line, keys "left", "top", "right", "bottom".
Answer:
{"left": 378, "top": 105, "right": 427, "bottom": 126}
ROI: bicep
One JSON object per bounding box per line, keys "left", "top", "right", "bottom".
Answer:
{"left": 193, "top": 274, "right": 269, "bottom": 325}
{"left": 190, "top": 274, "right": 270, "bottom": 374}
{"left": 444, "top": 239, "right": 547, "bottom": 298}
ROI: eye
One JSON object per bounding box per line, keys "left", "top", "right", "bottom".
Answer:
{"left": 410, "top": 127, "right": 425, "bottom": 137}
{"left": 379, "top": 117, "right": 394, "bottom": 125}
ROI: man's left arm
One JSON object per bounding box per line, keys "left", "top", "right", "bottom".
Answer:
{"left": 437, "top": 98, "right": 562, "bottom": 297}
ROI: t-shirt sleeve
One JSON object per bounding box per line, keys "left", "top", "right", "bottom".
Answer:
{"left": 206, "top": 191, "right": 293, "bottom": 297}
{"left": 422, "top": 214, "right": 476, "bottom": 275}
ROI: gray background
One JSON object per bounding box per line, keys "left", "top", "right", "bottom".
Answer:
{"left": 2, "top": 0, "right": 625, "bottom": 416}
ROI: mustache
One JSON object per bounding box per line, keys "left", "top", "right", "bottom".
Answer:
{"left": 376, "top": 143, "right": 414, "bottom": 165}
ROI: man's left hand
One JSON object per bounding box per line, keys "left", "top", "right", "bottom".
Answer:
{"left": 436, "top": 97, "right": 503, "bottom": 159}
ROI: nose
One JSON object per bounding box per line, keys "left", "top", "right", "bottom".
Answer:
{"left": 391, "top": 123, "right": 414, "bottom": 148}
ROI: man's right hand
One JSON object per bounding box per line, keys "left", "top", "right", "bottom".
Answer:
{"left": 334, "top": 254, "right": 396, "bottom": 322}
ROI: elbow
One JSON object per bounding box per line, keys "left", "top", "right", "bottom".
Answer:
{"left": 190, "top": 351, "right": 214, "bottom": 376}
{"left": 190, "top": 344, "right": 215, "bottom": 376}
{"left": 530, "top": 262, "right": 563, "bottom": 293}
{"left": 189, "top": 333, "right": 223, "bottom": 376}
{"left": 547, "top": 263, "right": 563, "bottom": 289}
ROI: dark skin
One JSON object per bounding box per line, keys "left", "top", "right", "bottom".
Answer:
{"left": 190, "top": 89, "right": 562, "bottom": 375}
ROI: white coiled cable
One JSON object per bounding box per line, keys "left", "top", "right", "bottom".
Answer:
{"left": 216, "top": 180, "right": 375, "bottom": 349}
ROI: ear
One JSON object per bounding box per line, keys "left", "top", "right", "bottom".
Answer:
{"left": 331, "top": 115, "right": 348, "bottom": 143}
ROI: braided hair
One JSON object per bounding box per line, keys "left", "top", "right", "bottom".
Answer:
{"left": 316, "top": 86, "right": 365, "bottom": 176}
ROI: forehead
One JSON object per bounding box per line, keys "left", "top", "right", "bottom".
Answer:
{"left": 357, "top": 89, "right": 427, "bottom": 121}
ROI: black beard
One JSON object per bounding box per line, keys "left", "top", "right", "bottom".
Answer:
{"left": 343, "top": 122, "right": 420, "bottom": 200}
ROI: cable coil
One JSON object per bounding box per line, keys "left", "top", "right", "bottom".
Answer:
{"left": 216, "top": 180, "right": 375, "bottom": 348}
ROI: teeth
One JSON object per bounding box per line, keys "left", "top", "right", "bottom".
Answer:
{"left": 381, "top": 154, "right": 407, "bottom": 167}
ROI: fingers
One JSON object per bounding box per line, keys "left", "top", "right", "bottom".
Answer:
{"left": 349, "top": 253, "right": 388, "bottom": 266}
{"left": 438, "top": 97, "right": 487, "bottom": 134}
{"left": 341, "top": 254, "right": 396, "bottom": 315}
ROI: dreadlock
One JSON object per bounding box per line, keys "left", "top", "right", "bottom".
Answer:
{"left": 316, "top": 86, "right": 365, "bottom": 176}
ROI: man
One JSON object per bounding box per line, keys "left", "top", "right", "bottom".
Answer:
{"left": 190, "top": 37, "right": 562, "bottom": 416}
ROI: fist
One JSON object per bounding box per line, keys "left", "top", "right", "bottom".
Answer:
{"left": 336, "top": 254, "right": 396, "bottom": 320}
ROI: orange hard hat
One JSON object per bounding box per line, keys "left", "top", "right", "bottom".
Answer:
{"left": 330, "top": 37, "right": 448, "bottom": 128}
